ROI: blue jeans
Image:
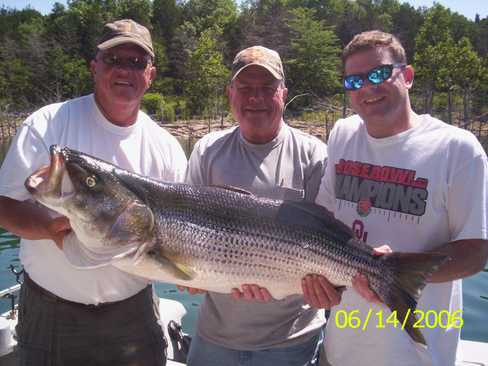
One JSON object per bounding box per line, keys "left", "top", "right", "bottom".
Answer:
{"left": 187, "top": 332, "right": 323, "bottom": 366}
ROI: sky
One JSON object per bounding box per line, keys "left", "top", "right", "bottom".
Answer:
{"left": 0, "top": 0, "right": 487, "bottom": 20}
{"left": 403, "top": 0, "right": 487, "bottom": 20}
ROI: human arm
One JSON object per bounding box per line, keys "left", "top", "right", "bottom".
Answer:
{"left": 307, "top": 239, "right": 488, "bottom": 309}
{"left": 0, "top": 196, "right": 71, "bottom": 249}
{"left": 427, "top": 147, "right": 488, "bottom": 281}
{"left": 304, "top": 137, "right": 328, "bottom": 202}
{"left": 428, "top": 239, "right": 488, "bottom": 282}
{"left": 350, "top": 239, "right": 488, "bottom": 304}
{"left": 0, "top": 116, "right": 71, "bottom": 249}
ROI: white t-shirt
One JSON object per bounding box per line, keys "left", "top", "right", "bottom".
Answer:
{"left": 187, "top": 123, "right": 328, "bottom": 350}
{"left": 316, "top": 114, "right": 488, "bottom": 366}
{"left": 0, "top": 94, "right": 187, "bottom": 304}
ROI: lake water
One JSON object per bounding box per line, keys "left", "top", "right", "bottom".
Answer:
{"left": 0, "top": 138, "right": 487, "bottom": 342}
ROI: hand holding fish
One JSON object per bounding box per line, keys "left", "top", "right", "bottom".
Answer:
{"left": 302, "top": 245, "right": 392, "bottom": 308}
{"left": 176, "top": 286, "right": 206, "bottom": 295}
{"left": 301, "top": 274, "right": 343, "bottom": 309}
{"left": 47, "top": 216, "right": 72, "bottom": 250}
{"left": 231, "top": 284, "right": 274, "bottom": 302}
{"left": 177, "top": 284, "right": 274, "bottom": 302}
{"left": 352, "top": 245, "right": 392, "bottom": 304}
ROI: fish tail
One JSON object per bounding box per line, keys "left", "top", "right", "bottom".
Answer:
{"left": 373, "top": 252, "right": 449, "bottom": 345}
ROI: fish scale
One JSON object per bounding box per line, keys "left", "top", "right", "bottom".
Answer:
{"left": 156, "top": 202, "right": 382, "bottom": 291}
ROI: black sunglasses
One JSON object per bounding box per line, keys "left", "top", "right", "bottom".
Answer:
{"left": 343, "top": 64, "right": 406, "bottom": 91}
{"left": 99, "top": 54, "right": 150, "bottom": 71}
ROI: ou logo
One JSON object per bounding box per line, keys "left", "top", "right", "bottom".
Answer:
{"left": 352, "top": 219, "right": 368, "bottom": 243}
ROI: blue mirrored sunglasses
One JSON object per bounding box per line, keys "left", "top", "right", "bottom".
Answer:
{"left": 343, "top": 64, "right": 406, "bottom": 91}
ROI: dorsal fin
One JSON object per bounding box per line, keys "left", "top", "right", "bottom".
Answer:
{"left": 275, "top": 200, "right": 354, "bottom": 242}
{"left": 210, "top": 185, "right": 252, "bottom": 195}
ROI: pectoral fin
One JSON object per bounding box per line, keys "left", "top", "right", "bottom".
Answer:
{"left": 161, "top": 253, "right": 196, "bottom": 280}
{"left": 112, "top": 249, "right": 196, "bottom": 282}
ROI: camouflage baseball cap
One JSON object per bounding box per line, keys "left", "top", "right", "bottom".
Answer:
{"left": 97, "top": 19, "right": 154, "bottom": 58}
{"left": 231, "top": 46, "right": 284, "bottom": 81}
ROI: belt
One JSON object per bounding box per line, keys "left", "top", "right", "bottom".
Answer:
{"left": 23, "top": 272, "right": 149, "bottom": 310}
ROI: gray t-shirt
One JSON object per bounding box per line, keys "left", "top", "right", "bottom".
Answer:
{"left": 186, "top": 122, "right": 328, "bottom": 350}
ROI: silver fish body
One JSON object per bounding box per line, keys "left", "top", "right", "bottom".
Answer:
{"left": 25, "top": 145, "right": 448, "bottom": 345}
{"left": 115, "top": 182, "right": 370, "bottom": 298}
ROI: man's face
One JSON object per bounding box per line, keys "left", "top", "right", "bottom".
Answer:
{"left": 90, "top": 44, "right": 155, "bottom": 107}
{"left": 228, "top": 65, "right": 288, "bottom": 142}
{"left": 344, "top": 47, "right": 413, "bottom": 130}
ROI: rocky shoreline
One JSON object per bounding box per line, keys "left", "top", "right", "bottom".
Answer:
{"left": 161, "top": 119, "right": 332, "bottom": 142}
{"left": 0, "top": 117, "right": 331, "bottom": 143}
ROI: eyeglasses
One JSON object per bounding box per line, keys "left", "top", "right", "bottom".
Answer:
{"left": 99, "top": 54, "right": 150, "bottom": 70}
{"left": 343, "top": 64, "right": 406, "bottom": 91}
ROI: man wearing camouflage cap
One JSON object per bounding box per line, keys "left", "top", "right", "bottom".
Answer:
{"left": 0, "top": 19, "right": 186, "bottom": 365}
{"left": 182, "top": 45, "right": 329, "bottom": 366}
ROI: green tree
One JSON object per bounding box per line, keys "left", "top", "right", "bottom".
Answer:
{"left": 474, "top": 16, "right": 488, "bottom": 56}
{"left": 286, "top": 7, "right": 341, "bottom": 100}
{"left": 474, "top": 55, "right": 488, "bottom": 115}
{"left": 184, "top": 28, "right": 229, "bottom": 116}
{"left": 61, "top": 0, "right": 116, "bottom": 60}
{"left": 115, "top": 0, "right": 152, "bottom": 26}
{"left": 430, "top": 36, "right": 458, "bottom": 123}
{"left": 285, "top": 0, "right": 346, "bottom": 25}
{"left": 0, "top": 58, "right": 33, "bottom": 110}
{"left": 0, "top": 7, "right": 42, "bottom": 39}
{"left": 450, "top": 37, "right": 483, "bottom": 123}
{"left": 182, "top": 0, "right": 237, "bottom": 35}
{"left": 335, "top": 0, "right": 366, "bottom": 47}
{"left": 169, "top": 21, "right": 198, "bottom": 93}
{"left": 0, "top": 14, "right": 48, "bottom": 109}
{"left": 414, "top": 4, "right": 453, "bottom": 113}
{"left": 237, "top": 0, "right": 291, "bottom": 57}
{"left": 415, "top": 4, "right": 452, "bottom": 50}
{"left": 45, "top": 47, "right": 92, "bottom": 101}
{"left": 150, "top": 37, "right": 174, "bottom": 94}
{"left": 152, "top": 0, "right": 182, "bottom": 43}
{"left": 391, "top": 2, "right": 424, "bottom": 59}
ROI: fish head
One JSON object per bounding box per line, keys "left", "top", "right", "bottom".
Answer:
{"left": 25, "top": 145, "right": 155, "bottom": 251}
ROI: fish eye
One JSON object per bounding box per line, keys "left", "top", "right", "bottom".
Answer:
{"left": 85, "top": 176, "right": 97, "bottom": 188}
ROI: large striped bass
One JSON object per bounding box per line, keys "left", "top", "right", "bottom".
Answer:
{"left": 25, "top": 145, "right": 448, "bottom": 345}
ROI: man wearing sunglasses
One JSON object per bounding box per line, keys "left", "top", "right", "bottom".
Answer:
{"left": 309, "top": 30, "right": 488, "bottom": 366}
{"left": 0, "top": 19, "right": 187, "bottom": 365}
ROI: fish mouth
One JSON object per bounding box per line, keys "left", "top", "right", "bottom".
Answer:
{"left": 25, "top": 145, "right": 72, "bottom": 199}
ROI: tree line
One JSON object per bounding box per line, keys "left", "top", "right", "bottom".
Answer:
{"left": 1, "top": 0, "right": 487, "bottom": 125}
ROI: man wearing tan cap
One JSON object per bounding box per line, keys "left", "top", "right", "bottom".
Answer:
{"left": 0, "top": 19, "right": 186, "bottom": 365}
{"left": 182, "top": 45, "right": 329, "bottom": 365}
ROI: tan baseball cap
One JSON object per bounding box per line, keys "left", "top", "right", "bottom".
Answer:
{"left": 97, "top": 19, "right": 154, "bottom": 58}
{"left": 231, "top": 46, "right": 284, "bottom": 81}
